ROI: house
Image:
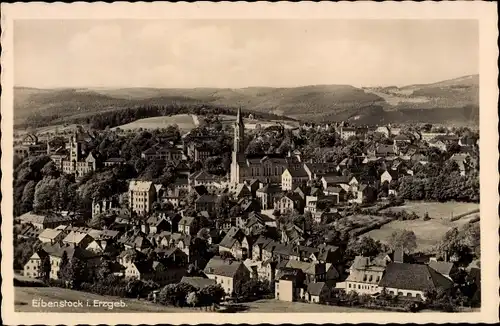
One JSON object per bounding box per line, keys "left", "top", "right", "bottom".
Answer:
{"left": 180, "top": 276, "right": 216, "bottom": 290}
{"left": 22, "top": 133, "right": 39, "bottom": 146}
{"left": 449, "top": 153, "right": 474, "bottom": 176}
{"left": 283, "top": 259, "right": 339, "bottom": 284}
{"left": 42, "top": 243, "right": 100, "bottom": 280}
{"left": 194, "top": 194, "right": 217, "bottom": 213}
{"left": 377, "top": 262, "right": 454, "bottom": 300}
{"left": 380, "top": 170, "right": 399, "bottom": 184}
{"left": 104, "top": 157, "right": 126, "bottom": 167}
{"left": 62, "top": 231, "right": 94, "bottom": 248}
{"left": 18, "top": 212, "right": 74, "bottom": 230}
{"left": 428, "top": 258, "right": 456, "bottom": 281}
{"left": 218, "top": 227, "right": 252, "bottom": 260}
{"left": 300, "top": 282, "right": 331, "bottom": 303}
{"left": 244, "top": 212, "right": 277, "bottom": 236}
{"left": 275, "top": 193, "right": 305, "bottom": 215}
{"left": 128, "top": 180, "right": 156, "bottom": 216}
{"left": 281, "top": 167, "right": 309, "bottom": 191}
{"left": 281, "top": 224, "right": 306, "bottom": 246}
{"left": 17, "top": 223, "right": 42, "bottom": 239}
{"left": 178, "top": 215, "right": 203, "bottom": 236}
{"left": 23, "top": 249, "right": 49, "bottom": 278}
{"left": 340, "top": 126, "right": 357, "bottom": 140}
{"left": 321, "top": 175, "right": 350, "bottom": 190}
{"left": 323, "top": 186, "right": 345, "bottom": 203}
{"left": 275, "top": 270, "right": 305, "bottom": 302}
{"left": 190, "top": 171, "right": 226, "bottom": 191}
{"left": 353, "top": 185, "right": 377, "bottom": 204}
{"left": 231, "top": 183, "right": 252, "bottom": 199}
{"left": 142, "top": 215, "right": 171, "bottom": 235}
{"left": 310, "top": 244, "right": 342, "bottom": 265}
{"left": 38, "top": 228, "right": 65, "bottom": 244}
{"left": 256, "top": 184, "right": 282, "bottom": 210}
{"left": 303, "top": 162, "right": 337, "bottom": 180}
{"left": 92, "top": 197, "right": 119, "bottom": 219}
{"left": 203, "top": 257, "right": 251, "bottom": 296}
{"left": 345, "top": 256, "right": 387, "bottom": 295}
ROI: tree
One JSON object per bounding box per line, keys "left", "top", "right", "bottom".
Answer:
{"left": 41, "top": 161, "right": 60, "bottom": 178}
{"left": 388, "top": 229, "right": 417, "bottom": 253}
{"left": 58, "top": 251, "right": 69, "bottom": 280}
{"left": 347, "top": 236, "right": 385, "bottom": 258}
{"left": 215, "top": 194, "right": 231, "bottom": 220}
{"left": 41, "top": 255, "right": 51, "bottom": 282}
{"left": 20, "top": 180, "right": 37, "bottom": 214}
{"left": 186, "top": 291, "right": 199, "bottom": 307}
{"left": 199, "top": 284, "right": 226, "bottom": 306}
{"left": 33, "top": 177, "right": 59, "bottom": 212}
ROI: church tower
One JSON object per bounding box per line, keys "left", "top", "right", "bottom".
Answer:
{"left": 231, "top": 107, "right": 245, "bottom": 184}
{"left": 233, "top": 107, "right": 245, "bottom": 153}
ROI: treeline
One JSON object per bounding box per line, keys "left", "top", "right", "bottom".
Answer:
{"left": 21, "top": 103, "right": 295, "bottom": 130}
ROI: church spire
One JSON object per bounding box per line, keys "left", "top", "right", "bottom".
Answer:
{"left": 236, "top": 106, "right": 244, "bottom": 126}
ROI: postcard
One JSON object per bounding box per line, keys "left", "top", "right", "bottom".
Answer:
{"left": 1, "top": 2, "right": 498, "bottom": 325}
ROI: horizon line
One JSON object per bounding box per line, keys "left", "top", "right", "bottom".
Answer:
{"left": 14, "top": 74, "right": 479, "bottom": 91}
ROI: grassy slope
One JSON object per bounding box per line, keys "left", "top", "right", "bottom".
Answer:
{"left": 364, "top": 201, "right": 480, "bottom": 251}
{"left": 14, "top": 75, "right": 479, "bottom": 126}
{"left": 15, "top": 287, "right": 374, "bottom": 313}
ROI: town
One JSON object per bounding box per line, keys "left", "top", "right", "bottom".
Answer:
{"left": 14, "top": 108, "right": 480, "bottom": 313}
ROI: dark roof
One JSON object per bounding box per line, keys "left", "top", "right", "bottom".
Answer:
{"left": 256, "top": 184, "right": 282, "bottom": 194}
{"left": 322, "top": 175, "right": 350, "bottom": 184}
{"left": 428, "top": 261, "right": 455, "bottom": 276}
{"left": 286, "top": 167, "right": 309, "bottom": 178}
{"left": 307, "top": 282, "right": 327, "bottom": 296}
{"left": 181, "top": 276, "right": 216, "bottom": 289}
{"left": 196, "top": 194, "right": 217, "bottom": 204}
{"left": 203, "top": 257, "right": 243, "bottom": 278}
{"left": 42, "top": 243, "right": 96, "bottom": 260}
{"left": 378, "top": 263, "right": 453, "bottom": 292}
{"left": 219, "top": 227, "right": 246, "bottom": 249}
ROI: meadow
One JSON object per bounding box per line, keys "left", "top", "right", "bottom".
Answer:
{"left": 112, "top": 114, "right": 198, "bottom": 132}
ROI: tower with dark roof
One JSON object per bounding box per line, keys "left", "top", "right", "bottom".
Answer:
{"left": 231, "top": 107, "right": 245, "bottom": 184}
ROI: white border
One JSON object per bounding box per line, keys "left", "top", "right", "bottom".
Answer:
{"left": 1, "top": 2, "right": 498, "bottom": 325}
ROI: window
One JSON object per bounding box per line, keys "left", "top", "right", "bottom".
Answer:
{"left": 398, "top": 292, "right": 403, "bottom": 296}
{"left": 26, "top": 266, "right": 30, "bottom": 270}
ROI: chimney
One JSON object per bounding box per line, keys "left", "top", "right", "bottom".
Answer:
{"left": 394, "top": 246, "right": 404, "bottom": 263}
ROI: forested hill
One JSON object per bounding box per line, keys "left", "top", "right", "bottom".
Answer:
{"left": 15, "top": 74, "right": 479, "bottom": 128}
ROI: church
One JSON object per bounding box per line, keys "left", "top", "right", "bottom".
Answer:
{"left": 49, "top": 130, "right": 99, "bottom": 180}
{"left": 230, "top": 108, "right": 289, "bottom": 184}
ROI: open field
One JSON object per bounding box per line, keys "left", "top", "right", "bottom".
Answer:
{"left": 112, "top": 114, "right": 197, "bottom": 132}
{"left": 365, "top": 214, "right": 479, "bottom": 251}
{"left": 380, "top": 201, "right": 479, "bottom": 220}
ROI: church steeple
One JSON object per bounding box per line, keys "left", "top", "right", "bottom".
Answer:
{"left": 236, "top": 106, "right": 244, "bottom": 126}
{"left": 234, "top": 107, "right": 245, "bottom": 154}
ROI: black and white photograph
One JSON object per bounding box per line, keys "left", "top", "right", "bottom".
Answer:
{"left": 1, "top": 2, "right": 498, "bottom": 325}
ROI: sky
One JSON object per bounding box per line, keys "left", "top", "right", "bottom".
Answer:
{"left": 14, "top": 19, "right": 479, "bottom": 89}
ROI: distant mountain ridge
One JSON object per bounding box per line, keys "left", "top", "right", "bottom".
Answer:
{"left": 14, "top": 74, "right": 479, "bottom": 127}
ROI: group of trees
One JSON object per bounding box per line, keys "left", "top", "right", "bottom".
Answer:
{"left": 437, "top": 222, "right": 480, "bottom": 266}
{"left": 158, "top": 282, "right": 225, "bottom": 308}
{"left": 398, "top": 161, "right": 479, "bottom": 203}
{"left": 14, "top": 155, "right": 79, "bottom": 216}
